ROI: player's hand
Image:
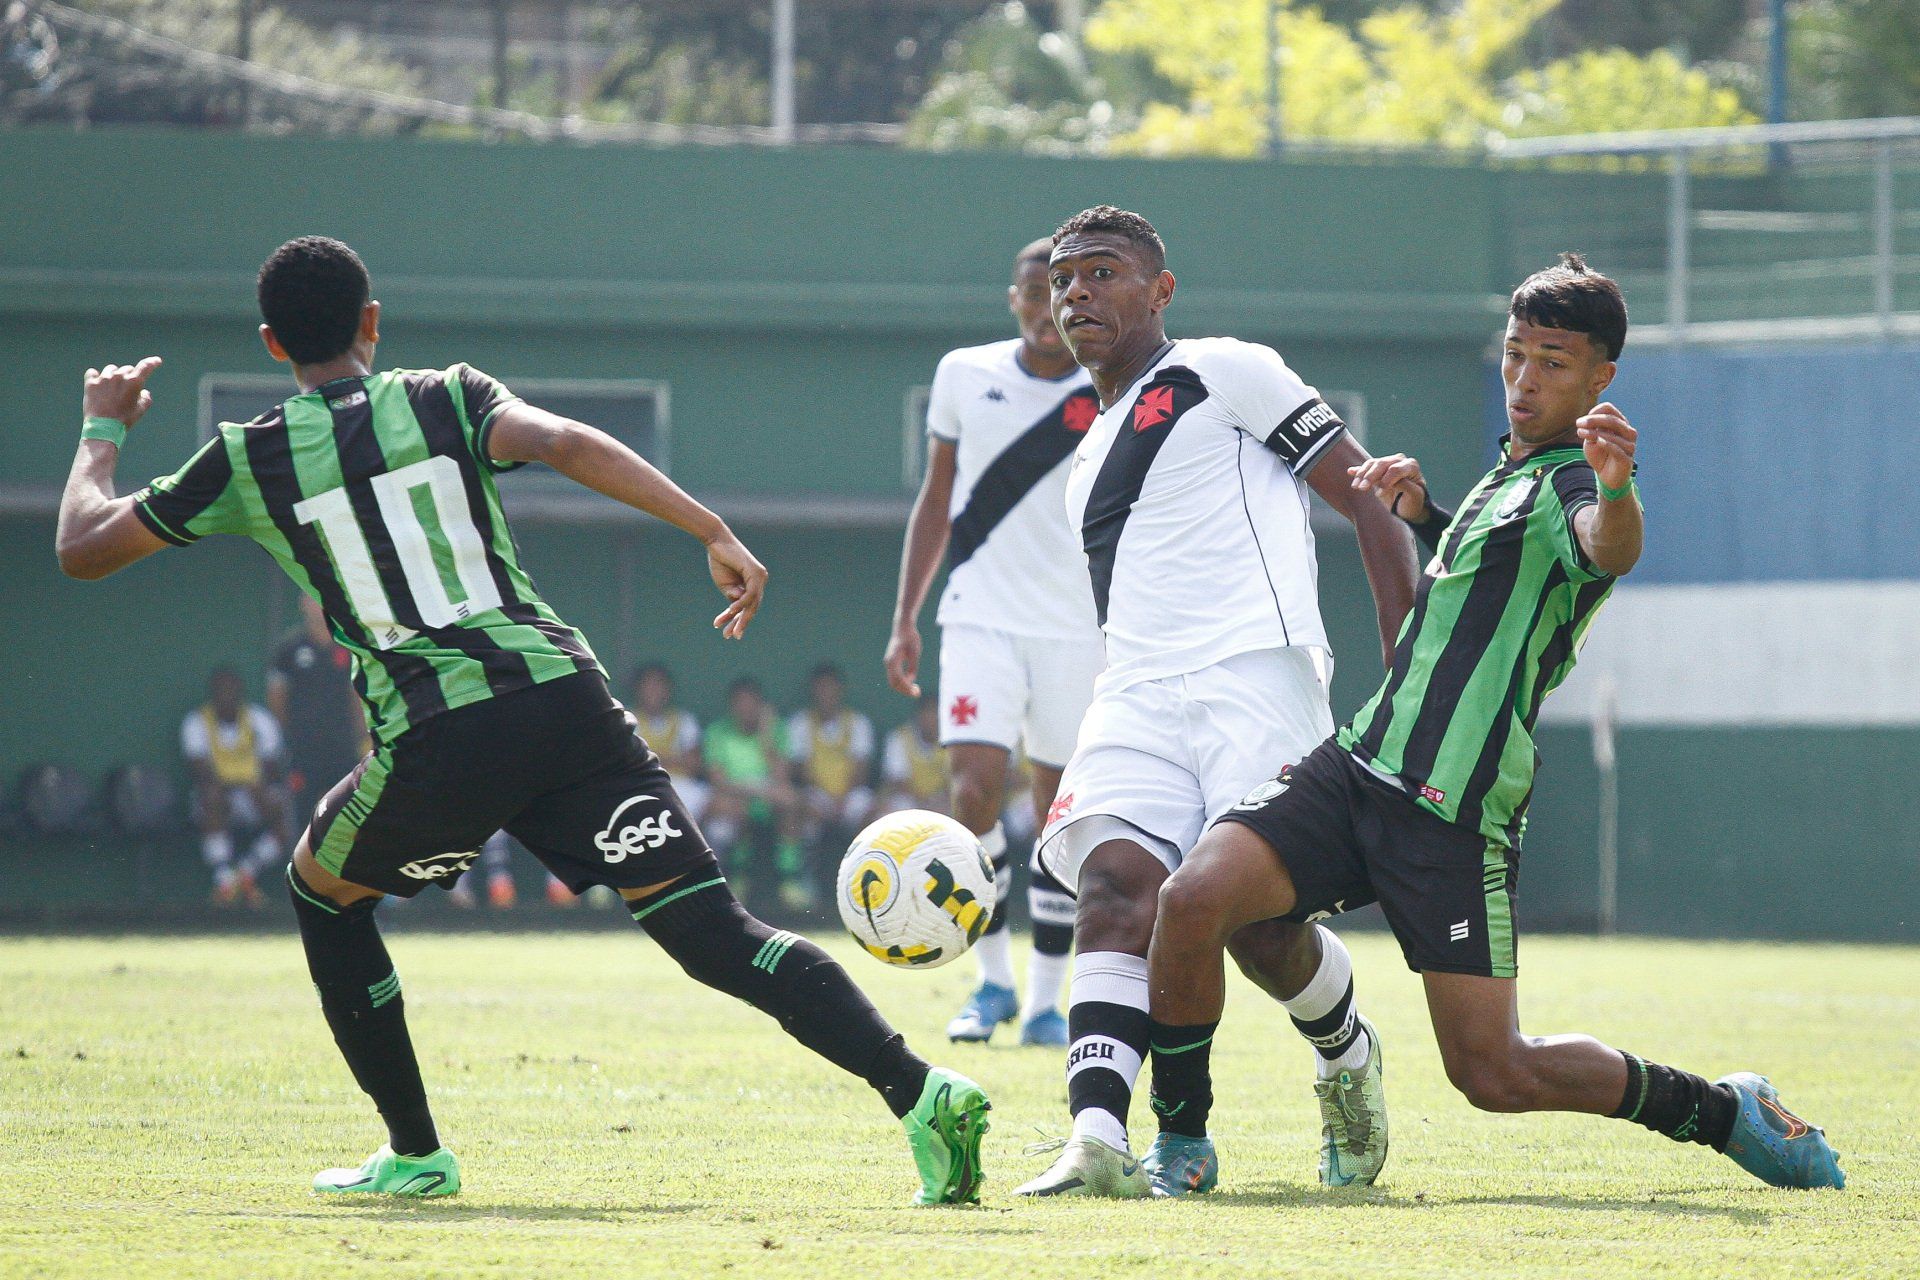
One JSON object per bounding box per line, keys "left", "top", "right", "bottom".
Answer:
{"left": 1577, "top": 402, "right": 1636, "bottom": 494}
{"left": 1348, "top": 452, "right": 1430, "bottom": 522}
{"left": 705, "top": 530, "right": 767, "bottom": 640}
{"left": 885, "top": 623, "right": 922, "bottom": 698}
{"left": 83, "top": 357, "right": 163, "bottom": 428}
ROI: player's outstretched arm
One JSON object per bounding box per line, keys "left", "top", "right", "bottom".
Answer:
{"left": 488, "top": 402, "right": 767, "bottom": 639}
{"left": 55, "top": 359, "right": 170, "bottom": 580}
{"left": 1306, "top": 435, "right": 1419, "bottom": 671}
{"left": 1573, "top": 402, "right": 1642, "bottom": 577}
{"left": 885, "top": 437, "right": 957, "bottom": 698}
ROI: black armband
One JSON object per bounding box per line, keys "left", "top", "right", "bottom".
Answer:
{"left": 1407, "top": 500, "right": 1453, "bottom": 553}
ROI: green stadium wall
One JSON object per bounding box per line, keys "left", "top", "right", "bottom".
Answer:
{"left": 0, "top": 129, "right": 1912, "bottom": 941}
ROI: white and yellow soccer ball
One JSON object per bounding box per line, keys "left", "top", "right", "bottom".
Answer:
{"left": 837, "top": 809, "right": 996, "bottom": 969}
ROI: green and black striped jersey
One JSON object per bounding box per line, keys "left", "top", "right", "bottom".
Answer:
{"left": 133, "top": 365, "right": 601, "bottom": 745}
{"left": 1338, "top": 439, "right": 1617, "bottom": 845}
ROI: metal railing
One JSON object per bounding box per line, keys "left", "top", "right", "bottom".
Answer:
{"left": 1491, "top": 118, "right": 1920, "bottom": 343}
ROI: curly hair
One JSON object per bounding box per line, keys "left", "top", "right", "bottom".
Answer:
{"left": 256, "top": 236, "right": 370, "bottom": 365}
{"left": 1052, "top": 205, "right": 1166, "bottom": 273}
{"left": 1509, "top": 252, "right": 1628, "bottom": 362}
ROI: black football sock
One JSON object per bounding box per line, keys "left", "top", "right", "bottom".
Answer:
{"left": 1147, "top": 1019, "right": 1218, "bottom": 1139}
{"left": 287, "top": 865, "right": 440, "bottom": 1157}
{"left": 631, "top": 867, "right": 930, "bottom": 1118}
{"left": 1612, "top": 1052, "right": 1738, "bottom": 1150}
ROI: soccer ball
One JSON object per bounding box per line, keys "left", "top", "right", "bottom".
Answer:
{"left": 837, "top": 809, "right": 996, "bottom": 969}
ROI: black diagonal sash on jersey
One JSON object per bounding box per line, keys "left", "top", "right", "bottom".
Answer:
{"left": 948, "top": 386, "right": 1100, "bottom": 571}
{"left": 1080, "top": 365, "right": 1209, "bottom": 627}
{"left": 324, "top": 381, "right": 451, "bottom": 727}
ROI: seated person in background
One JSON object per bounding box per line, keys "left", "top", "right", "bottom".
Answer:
{"left": 448, "top": 830, "right": 590, "bottom": 910}
{"left": 629, "top": 661, "right": 708, "bottom": 823}
{"left": 701, "top": 677, "right": 805, "bottom": 909}
{"left": 182, "top": 666, "right": 292, "bottom": 907}
{"left": 266, "top": 595, "right": 366, "bottom": 829}
{"left": 786, "top": 662, "right": 875, "bottom": 888}
{"left": 877, "top": 693, "right": 949, "bottom": 817}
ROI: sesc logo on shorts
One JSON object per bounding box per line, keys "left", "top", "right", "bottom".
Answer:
{"left": 594, "top": 794, "right": 684, "bottom": 864}
{"left": 398, "top": 850, "right": 479, "bottom": 881}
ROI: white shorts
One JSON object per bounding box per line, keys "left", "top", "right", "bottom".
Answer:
{"left": 1034, "top": 646, "right": 1334, "bottom": 895}
{"left": 938, "top": 624, "right": 1105, "bottom": 768}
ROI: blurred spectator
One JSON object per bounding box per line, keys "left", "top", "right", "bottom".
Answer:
{"left": 181, "top": 667, "right": 291, "bottom": 907}
{"left": 702, "top": 676, "right": 805, "bottom": 910}
{"left": 629, "top": 661, "right": 709, "bottom": 823}
{"left": 265, "top": 595, "right": 365, "bottom": 830}
{"left": 878, "top": 693, "right": 949, "bottom": 816}
{"left": 448, "top": 830, "right": 544, "bottom": 910}
{"left": 786, "top": 662, "right": 874, "bottom": 891}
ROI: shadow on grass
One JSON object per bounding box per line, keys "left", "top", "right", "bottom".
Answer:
{"left": 1205, "top": 1184, "right": 1771, "bottom": 1223}
{"left": 269, "top": 1201, "right": 700, "bottom": 1223}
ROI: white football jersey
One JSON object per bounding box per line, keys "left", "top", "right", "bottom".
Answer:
{"left": 929, "top": 339, "right": 1102, "bottom": 641}
{"left": 1063, "top": 337, "right": 1348, "bottom": 691}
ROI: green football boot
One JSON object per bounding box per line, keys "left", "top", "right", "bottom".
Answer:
{"left": 313, "top": 1145, "right": 461, "bottom": 1197}
{"left": 1315, "top": 1014, "right": 1389, "bottom": 1187}
{"left": 1012, "top": 1135, "right": 1151, "bottom": 1198}
{"left": 904, "top": 1067, "right": 992, "bottom": 1205}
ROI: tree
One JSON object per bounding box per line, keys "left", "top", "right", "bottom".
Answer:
{"left": 1786, "top": 0, "right": 1920, "bottom": 120}
{"left": 1083, "top": 0, "right": 1753, "bottom": 155}
{"left": 904, "top": 1, "right": 1169, "bottom": 153}
{"left": 1, "top": 0, "right": 425, "bottom": 131}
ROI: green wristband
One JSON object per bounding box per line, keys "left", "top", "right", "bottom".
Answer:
{"left": 1597, "top": 475, "right": 1636, "bottom": 502}
{"left": 81, "top": 416, "right": 128, "bottom": 447}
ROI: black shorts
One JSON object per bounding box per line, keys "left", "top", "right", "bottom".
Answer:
{"left": 1216, "top": 739, "right": 1519, "bottom": 978}
{"left": 308, "top": 672, "right": 712, "bottom": 898}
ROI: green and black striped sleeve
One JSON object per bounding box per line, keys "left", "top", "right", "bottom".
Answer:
{"left": 132, "top": 436, "right": 243, "bottom": 545}
{"left": 1547, "top": 461, "right": 1608, "bottom": 578}
{"left": 449, "top": 364, "right": 525, "bottom": 474}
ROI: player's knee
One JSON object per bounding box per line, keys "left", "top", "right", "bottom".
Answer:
{"left": 1445, "top": 1048, "right": 1542, "bottom": 1113}
{"left": 1226, "top": 919, "right": 1314, "bottom": 995}
{"left": 1075, "top": 864, "right": 1159, "bottom": 953}
{"left": 1154, "top": 869, "right": 1236, "bottom": 947}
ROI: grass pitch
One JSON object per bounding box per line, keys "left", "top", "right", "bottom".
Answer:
{"left": 2, "top": 929, "right": 1915, "bottom": 1279}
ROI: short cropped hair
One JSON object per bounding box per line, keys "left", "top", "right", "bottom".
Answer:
{"left": 727, "top": 676, "right": 763, "bottom": 699}
{"left": 1509, "top": 253, "right": 1628, "bottom": 362}
{"left": 1013, "top": 237, "right": 1054, "bottom": 279}
{"left": 810, "top": 661, "right": 845, "bottom": 684}
{"left": 1052, "top": 206, "right": 1166, "bottom": 274}
{"left": 633, "top": 661, "right": 671, "bottom": 686}
{"left": 257, "top": 236, "right": 370, "bottom": 365}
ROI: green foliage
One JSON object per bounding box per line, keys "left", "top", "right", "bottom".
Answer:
{"left": 1788, "top": 0, "right": 1920, "bottom": 120}
{"left": 1086, "top": 0, "right": 1754, "bottom": 154}
{"left": 1, "top": 0, "right": 425, "bottom": 131}
{"left": 905, "top": 0, "right": 1758, "bottom": 156}
{"left": 2, "top": 933, "right": 1915, "bottom": 1277}
{"left": 904, "top": 2, "right": 1167, "bottom": 154}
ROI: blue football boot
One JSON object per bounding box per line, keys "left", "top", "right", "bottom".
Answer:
{"left": 1018, "top": 1008, "right": 1069, "bottom": 1047}
{"left": 1142, "top": 1132, "right": 1218, "bottom": 1198}
{"left": 946, "top": 981, "right": 1019, "bottom": 1042}
{"left": 1717, "top": 1072, "right": 1844, "bottom": 1189}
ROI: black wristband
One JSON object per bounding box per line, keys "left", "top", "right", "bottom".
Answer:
{"left": 1408, "top": 500, "right": 1453, "bottom": 553}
